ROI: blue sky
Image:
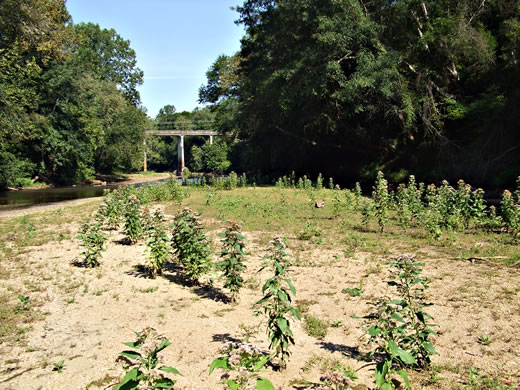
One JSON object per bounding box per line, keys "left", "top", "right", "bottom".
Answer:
{"left": 66, "top": 0, "right": 244, "bottom": 118}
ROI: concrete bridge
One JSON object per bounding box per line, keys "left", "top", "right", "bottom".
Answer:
{"left": 144, "top": 129, "right": 219, "bottom": 173}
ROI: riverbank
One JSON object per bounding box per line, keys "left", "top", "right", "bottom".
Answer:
{"left": 0, "top": 173, "right": 172, "bottom": 218}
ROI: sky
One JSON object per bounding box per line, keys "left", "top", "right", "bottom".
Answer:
{"left": 66, "top": 0, "right": 244, "bottom": 118}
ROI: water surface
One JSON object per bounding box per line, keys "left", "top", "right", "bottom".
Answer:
{"left": 0, "top": 179, "right": 169, "bottom": 212}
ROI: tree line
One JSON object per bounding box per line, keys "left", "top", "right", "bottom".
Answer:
{"left": 3, "top": 0, "right": 518, "bottom": 189}
{"left": 0, "top": 0, "right": 146, "bottom": 189}
{"left": 200, "top": 0, "right": 520, "bottom": 187}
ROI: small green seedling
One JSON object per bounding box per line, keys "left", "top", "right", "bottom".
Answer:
{"left": 52, "top": 360, "right": 64, "bottom": 373}
{"left": 478, "top": 334, "right": 492, "bottom": 346}
{"left": 15, "top": 294, "right": 31, "bottom": 313}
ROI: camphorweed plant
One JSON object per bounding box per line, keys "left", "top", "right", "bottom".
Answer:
{"left": 362, "top": 172, "right": 389, "bottom": 232}
{"left": 209, "top": 341, "right": 274, "bottom": 390}
{"left": 77, "top": 220, "right": 106, "bottom": 267}
{"left": 115, "top": 326, "right": 180, "bottom": 390}
{"left": 124, "top": 195, "right": 143, "bottom": 245}
{"left": 146, "top": 210, "right": 170, "bottom": 278}
{"left": 255, "top": 237, "right": 300, "bottom": 369}
{"left": 171, "top": 207, "right": 212, "bottom": 283}
{"left": 332, "top": 190, "right": 343, "bottom": 218}
{"left": 316, "top": 370, "right": 355, "bottom": 390}
{"left": 372, "top": 171, "right": 390, "bottom": 232}
{"left": 218, "top": 221, "right": 247, "bottom": 302}
{"left": 395, "top": 184, "right": 412, "bottom": 230}
{"left": 501, "top": 190, "right": 520, "bottom": 239}
{"left": 316, "top": 173, "right": 324, "bottom": 190}
{"left": 405, "top": 175, "right": 424, "bottom": 222}
{"left": 353, "top": 182, "right": 362, "bottom": 208}
{"left": 366, "top": 255, "right": 437, "bottom": 389}
{"left": 99, "top": 190, "right": 124, "bottom": 229}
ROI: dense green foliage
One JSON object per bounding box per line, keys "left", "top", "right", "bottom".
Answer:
{"left": 217, "top": 221, "right": 247, "bottom": 302}
{"left": 144, "top": 105, "right": 222, "bottom": 173}
{"left": 255, "top": 237, "right": 300, "bottom": 369}
{"left": 0, "top": 0, "right": 145, "bottom": 188}
{"left": 170, "top": 207, "right": 212, "bottom": 283}
{"left": 201, "top": 0, "right": 520, "bottom": 186}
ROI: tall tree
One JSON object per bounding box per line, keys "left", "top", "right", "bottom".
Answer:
{"left": 212, "top": 0, "right": 520, "bottom": 185}
{"left": 70, "top": 22, "right": 144, "bottom": 105}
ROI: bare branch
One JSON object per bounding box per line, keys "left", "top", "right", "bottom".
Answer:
{"left": 468, "top": 0, "right": 486, "bottom": 25}
{"left": 337, "top": 52, "right": 355, "bottom": 63}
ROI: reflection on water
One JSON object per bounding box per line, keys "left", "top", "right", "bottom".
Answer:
{"left": 0, "top": 179, "right": 169, "bottom": 212}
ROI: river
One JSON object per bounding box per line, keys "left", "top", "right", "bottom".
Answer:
{"left": 0, "top": 177, "right": 170, "bottom": 212}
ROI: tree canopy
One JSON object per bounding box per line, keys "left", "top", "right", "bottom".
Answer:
{"left": 0, "top": 0, "right": 146, "bottom": 188}
{"left": 201, "top": 0, "right": 520, "bottom": 186}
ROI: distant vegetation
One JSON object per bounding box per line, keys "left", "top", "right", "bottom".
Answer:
{"left": 0, "top": 0, "right": 146, "bottom": 188}
{"left": 3, "top": 0, "right": 519, "bottom": 190}
{"left": 200, "top": 0, "right": 520, "bottom": 187}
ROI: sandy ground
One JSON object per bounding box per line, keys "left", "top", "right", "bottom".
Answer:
{"left": 0, "top": 204, "right": 519, "bottom": 389}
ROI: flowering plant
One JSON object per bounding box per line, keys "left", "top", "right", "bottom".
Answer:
{"left": 115, "top": 327, "right": 180, "bottom": 390}
{"left": 209, "top": 341, "right": 274, "bottom": 390}
{"left": 315, "top": 370, "right": 354, "bottom": 390}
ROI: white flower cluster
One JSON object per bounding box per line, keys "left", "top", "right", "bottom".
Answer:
{"left": 220, "top": 341, "right": 264, "bottom": 370}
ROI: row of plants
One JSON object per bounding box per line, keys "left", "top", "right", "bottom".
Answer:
{"left": 197, "top": 169, "right": 519, "bottom": 242}
{"left": 109, "top": 252, "right": 437, "bottom": 389}
{"left": 361, "top": 172, "right": 520, "bottom": 240}
{"left": 110, "top": 234, "right": 301, "bottom": 390}
{"left": 77, "top": 180, "right": 186, "bottom": 269}
{"left": 75, "top": 178, "right": 482, "bottom": 389}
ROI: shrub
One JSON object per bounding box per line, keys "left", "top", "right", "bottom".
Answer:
{"left": 146, "top": 210, "right": 170, "bottom": 278}
{"left": 372, "top": 171, "right": 390, "bottom": 232}
{"left": 77, "top": 220, "right": 106, "bottom": 267}
{"left": 218, "top": 221, "right": 247, "bottom": 302}
{"left": 255, "top": 237, "right": 300, "bottom": 369}
{"left": 124, "top": 195, "right": 143, "bottom": 245}
{"left": 366, "top": 255, "right": 437, "bottom": 389}
{"left": 501, "top": 190, "right": 520, "bottom": 239}
{"left": 171, "top": 208, "right": 212, "bottom": 283}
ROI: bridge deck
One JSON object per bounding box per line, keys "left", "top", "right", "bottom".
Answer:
{"left": 145, "top": 130, "right": 218, "bottom": 136}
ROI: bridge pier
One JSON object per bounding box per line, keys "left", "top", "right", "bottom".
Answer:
{"left": 144, "top": 129, "right": 218, "bottom": 175}
{"left": 143, "top": 138, "right": 147, "bottom": 172}
{"left": 177, "top": 135, "right": 185, "bottom": 174}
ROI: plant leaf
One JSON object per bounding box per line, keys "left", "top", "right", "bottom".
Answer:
{"left": 209, "top": 357, "right": 231, "bottom": 374}
{"left": 390, "top": 313, "right": 406, "bottom": 323}
{"left": 396, "top": 369, "right": 411, "bottom": 389}
{"left": 375, "top": 361, "right": 388, "bottom": 387}
{"left": 252, "top": 355, "right": 270, "bottom": 371}
{"left": 120, "top": 351, "right": 141, "bottom": 360}
{"left": 226, "top": 379, "right": 240, "bottom": 390}
{"left": 159, "top": 366, "right": 181, "bottom": 375}
{"left": 388, "top": 340, "right": 416, "bottom": 365}
{"left": 256, "top": 377, "right": 275, "bottom": 390}
{"left": 285, "top": 279, "right": 296, "bottom": 295}
{"left": 156, "top": 339, "right": 171, "bottom": 353}
{"left": 114, "top": 368, "right": 139, "bottom": 390}
{"left": 423, "top": 342, "right": 437, "bottom": 355}
{"left": 154, "top": 377, "right": 175, "bottom": 389}
{"left": 277, "top": 290, "right": 288, "bottom": 302}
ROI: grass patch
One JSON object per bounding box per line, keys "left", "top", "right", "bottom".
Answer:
{"left": 303, "top": 315, "right": 328, "bottom": 339}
